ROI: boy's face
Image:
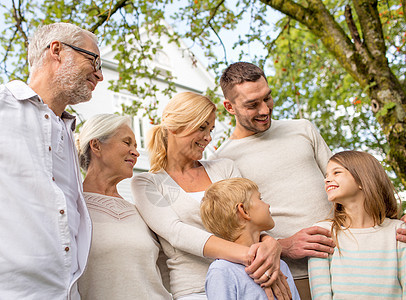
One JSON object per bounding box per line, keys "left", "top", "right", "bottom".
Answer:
{"left": 248, "top": 190, "right": 275, "bottom": 231}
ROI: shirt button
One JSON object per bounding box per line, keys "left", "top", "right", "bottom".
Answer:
{"left": 48, "top": 146, "right": 52, "bottom": 151}
{"left": 44, "top": 114, "right": 49, "bottom": 119}
{"left": 52, "top": 177, "right": 55, "bottom": 181}
{"left": 65, "top": 247, "right": 70, "bottom": 252}
{"left": 59, "top": 210, "right": 65, "bottom": 215}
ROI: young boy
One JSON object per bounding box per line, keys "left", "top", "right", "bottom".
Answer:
{"left": 200, "top": 178, "right": 300, "bottom": 300}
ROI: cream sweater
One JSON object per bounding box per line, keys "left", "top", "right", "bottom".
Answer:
{"left": 131, "top": 159, "right": 241, "bottom": 299}
{"left": 309, "top": 219, "right": 406, "bottom": 299}
{"left": 78, "top": 193, "right": 172, "bottom": 300}
{"left": 212, "top": 119, "right": 333, "bottom": 279}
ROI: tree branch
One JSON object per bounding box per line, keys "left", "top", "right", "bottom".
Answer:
{"left": 88, "top": 0, "right": 130, "bottom": 33}
{"left": 403, "top": 0, "right": 406, "bottom": 23}
{"left": 12, "top": 0, "right": 28, "bottom": 48}
{"left": 352, "top": 0, "right": 386, "bottom": 63}
{"left": 344, "top": 5, "right": 362, "bottom": 51}
{"left": 209, "top": 23, "right": 227, "bottom": 65}
{"left": 195, "top": 0, "right": 226, "bottom": 37}
{"left": 261, "top": 0, "right": 368, "bottom": 87}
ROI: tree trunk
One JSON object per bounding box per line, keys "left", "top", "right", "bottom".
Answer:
{"left": 261, "top": 0, "right": 406, "bottom": 187}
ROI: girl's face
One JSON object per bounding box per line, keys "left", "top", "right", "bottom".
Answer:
{"left": 324, "top": 160, "right": 363, "bottom": 205}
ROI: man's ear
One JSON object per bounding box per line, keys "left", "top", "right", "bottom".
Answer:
{"left": 236, "top": 203, "right": 251, "bottom": 221}
{"left": 47, "top": 41, "right": 63, "bottom": 62}
{"left": 223, "top": 99, "right": 236, "bottom": 115}
{"left": 89, "top": 139, "right": 102, "bottom": 157}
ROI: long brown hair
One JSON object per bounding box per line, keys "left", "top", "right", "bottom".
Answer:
{"left": 329, "top": 151, "right": 399, "bottom": 247}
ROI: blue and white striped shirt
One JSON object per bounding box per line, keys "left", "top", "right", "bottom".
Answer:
{"left": 308, "top": 218, "right": 406, "bottom": 299}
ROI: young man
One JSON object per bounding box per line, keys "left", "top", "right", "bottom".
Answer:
{"left": 0, "top": 23, "right": 103, "bottom": 299}
{"left": 211, "top": 62, "right": 334, "bottom": 300}
{"left": 213, "top": 62, "right": 406, "bottom": 299}
{"left": 200, "top": 178, "right": 300, "bottom": 300}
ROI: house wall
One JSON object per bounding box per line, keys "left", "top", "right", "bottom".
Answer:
{"left": 74, "top": 33, "right": 230, "bottom": 202}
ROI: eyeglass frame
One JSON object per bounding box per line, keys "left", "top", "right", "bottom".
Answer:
{"left": 46, "top": 42, "right": 102, "bottom": 72}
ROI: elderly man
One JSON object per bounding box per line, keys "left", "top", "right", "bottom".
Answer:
{"left": 0, "top": 23, "right": 103, "bottom": 299}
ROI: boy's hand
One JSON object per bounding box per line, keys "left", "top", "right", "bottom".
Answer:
{"left": 245, "top": 235, "right": 281, "bottom": 285}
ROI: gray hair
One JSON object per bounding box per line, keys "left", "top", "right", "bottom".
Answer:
{"left": 28, "top": 22, "right": 98, "bottom": 73}
{"left": 76, "top": 114, "right": 132, "bottom": 171}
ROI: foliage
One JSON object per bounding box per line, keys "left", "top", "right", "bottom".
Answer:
{"left": 0, "top": 0, "right": 405, "bottom": 192}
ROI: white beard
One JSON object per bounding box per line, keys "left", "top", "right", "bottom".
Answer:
{"left": 51, "top": 55, "right": 92, "bottom": 106}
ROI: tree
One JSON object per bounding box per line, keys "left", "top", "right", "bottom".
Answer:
{"left": 175, "top": 0, "right": 405, "bottom": 189}
{"left": 265, "top": 0, "right": 406, "bottom": 188}
{"left": 0, "top": 0, "right": 405, "bottom": 190}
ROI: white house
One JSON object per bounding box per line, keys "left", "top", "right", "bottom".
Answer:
{"left": 74, "top": 29, "right": 230, "bottom": 201}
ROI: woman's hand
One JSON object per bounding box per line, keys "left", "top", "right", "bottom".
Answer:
{"left": 245, "top": 235, "right": 281, "bottom": 285}
{"left": 263, "top": 271, "right": 292, "bottom": 300}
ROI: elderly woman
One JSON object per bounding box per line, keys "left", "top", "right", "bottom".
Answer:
{"left": 76, "top": 114, "right": 171, "bottom": 300}
{"left": 132, "top": 92, "right": 289, "bottom": 300}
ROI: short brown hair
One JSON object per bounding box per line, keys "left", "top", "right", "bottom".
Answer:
{"left": 220, "top": 62, "right": 267, "bottom": 102}
{"left": 200, "top": 178, "right": 258, "bottom": 242}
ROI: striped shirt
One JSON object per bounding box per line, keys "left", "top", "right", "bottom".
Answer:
{"left": 308, "top": 218, "right": 406, "bottom": 299}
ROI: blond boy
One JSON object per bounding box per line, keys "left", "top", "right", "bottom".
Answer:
{"left": 200, "top": 178, "right": 300, "bottom": 300}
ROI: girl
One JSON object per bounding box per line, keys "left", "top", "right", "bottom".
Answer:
{"left": 308, "top": 150, "right": 405, "bottom": 299}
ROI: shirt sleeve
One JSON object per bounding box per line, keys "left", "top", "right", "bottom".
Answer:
{"left": 305, "top": 120, "right": 332, "bottom": 174}
{"left": 218, "top": 158, "right": 242, "bottom": 179}
{"left": 397, "top": 222, "right": 406, "bottom": 299}
{"left": 205, "top": 265, "right": 237, "bottom": 300}
{"left": 131, "top": 173, "right": 212, "bottom": 257}
{"left": 308, "top": 256, "right": 333, "bottom": 300}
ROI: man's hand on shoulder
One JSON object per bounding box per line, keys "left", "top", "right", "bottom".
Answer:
{"left": 278, "top": 226, "right": 335, "bottom": 259}
{"left": 396, "top": 215, "right": 406, "bottom": 243}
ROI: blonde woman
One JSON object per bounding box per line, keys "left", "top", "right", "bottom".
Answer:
{"left": 76, "top": 114, "right": 171, "bottom": 300}
{"left": 131, "top": 92, "right": 289, "bottom": 300}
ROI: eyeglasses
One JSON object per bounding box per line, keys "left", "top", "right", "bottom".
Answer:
{"left": 47, "top": 42, "right": 102, "bottom": 72}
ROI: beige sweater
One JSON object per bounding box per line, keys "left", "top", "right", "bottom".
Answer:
{"left": 78, "top": 193, "right": 171, "bottom": 300}
{"left": 131, "top": 159, "right": 241, "bottom": 299}
{"left": 212, "top": 119, "right": 333, "bottom": 279}
{"left": 309, "top": 219, "right": 406, "bottom": 299}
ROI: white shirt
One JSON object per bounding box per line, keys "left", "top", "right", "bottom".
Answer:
{"left": 50, "top": 111, "right": 80, "bottom": 277}
{"left": 0, "top": 80, "right": 92, "bottom": 300}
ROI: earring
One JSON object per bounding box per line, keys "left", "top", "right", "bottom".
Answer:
{"left": 359, "top": 186, "right": 362, "bottom": 190}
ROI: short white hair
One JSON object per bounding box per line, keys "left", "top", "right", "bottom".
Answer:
{"left": 28, "top": 22, "right": 98, "bottom": 73}
{"left": 76, "top": 114, "right": 132, "bottom": 171}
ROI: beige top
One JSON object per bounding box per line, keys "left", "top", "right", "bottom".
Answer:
{"left": 132, "top": 159, "right": 241, "bottom": 299}
{"left": 212, "top": 119, "right": 333, "bottom": 279}
{"left": 78, "top": 192, "right": 172, "bottom": 300}
{"left": 309, "top": 219, "right": 406, "bottom": 299}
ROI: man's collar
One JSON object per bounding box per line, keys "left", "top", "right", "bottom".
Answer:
{"left": 5, "top": 80, "right": 39, "bottom": 101}
{"left": 6, "top": 80, "right": 77, "bottom": 130}
{"left": 61, "top": 111, "right": 77, "bottom": 131}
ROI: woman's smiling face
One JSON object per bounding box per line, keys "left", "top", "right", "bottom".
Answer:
{"left": 170, "top": 112, "right": 216, "bottom": 162}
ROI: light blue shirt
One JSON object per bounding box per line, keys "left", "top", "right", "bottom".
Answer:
{"left": 206, "top": 259, "right": 300, "bottom": 300}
